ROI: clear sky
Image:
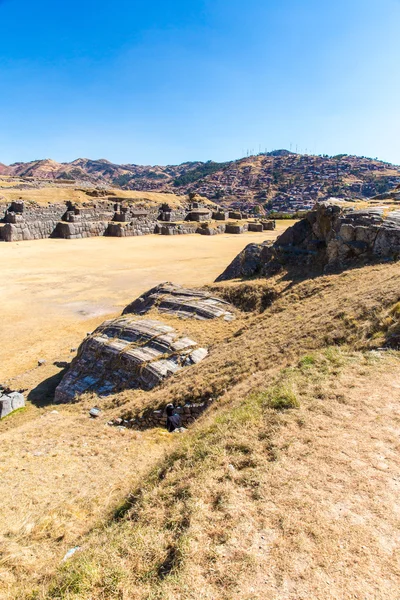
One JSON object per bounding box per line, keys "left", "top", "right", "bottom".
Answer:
{"left": 0, "top": 0, "right": 399, "bottom": 166}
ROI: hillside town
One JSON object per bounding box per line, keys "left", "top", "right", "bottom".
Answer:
{"left": 1, "top": 152, "right": 400, "bottom": 216}
{"left": 182, "top": 153, "right": 400, "bottom": 214}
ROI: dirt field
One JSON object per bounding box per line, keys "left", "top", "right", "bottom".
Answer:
{"left": 0, "top": 226, "right": 292, "bottom": 383}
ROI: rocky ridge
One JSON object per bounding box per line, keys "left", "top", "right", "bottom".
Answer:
{"left": 216, "top": 201, "right": 400, "bottom": 281}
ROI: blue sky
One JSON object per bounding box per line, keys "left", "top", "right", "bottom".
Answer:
{"left": 0, "top": 0, "right": 399, "bottom": 165}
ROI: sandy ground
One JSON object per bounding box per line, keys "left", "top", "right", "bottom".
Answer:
{"left": 0, "top": 226, "right": 291, "bottom": 383}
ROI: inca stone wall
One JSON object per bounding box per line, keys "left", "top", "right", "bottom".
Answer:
{"left": 56, "top": 220, "right": 110, "bottom": 239}
{"left": 0, "top": 197, "right": 274, "bottom": 242}
{"left": 110, "top": 398, "right": 213, "bottom": 430}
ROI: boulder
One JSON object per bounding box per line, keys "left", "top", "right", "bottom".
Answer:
{"left": 123, "top": 283, "right": 235, "bottom": 321}
{"left": 0, "top": 388, "right": 25, "bottom": 419}
{"left": 216, "top": 242, "right": 271, "bottom": 281}
{"left": 54, "top": 318, "right": 208, "bottom": 403}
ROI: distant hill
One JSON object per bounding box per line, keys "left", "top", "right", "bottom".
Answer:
{"left": 2, "top": 151, "right": 400, "bottom": 212}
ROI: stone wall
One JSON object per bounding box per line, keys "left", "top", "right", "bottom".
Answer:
{"left": 197, "top": 223, "right": 226, "bottom": 235}
{"left": 110, "top": 398, "right": 213, "bottom": 430}
{"left": 225, "top": 223, "right": 249, "bottom": 234}
{"left": 1, "top": 201, "right": 66, "bottom": 241}
{"left": 2, "top": 219, "right": 61, "bottom": 241}
{"left": 107, "top": 219, "right": 157, "bottom": 237}
{"left": 56, "top": 220, "right": 110, "bottom": 239}
{"left": 158, "top": 223, "right": 199, "bottom": 235}
{"left": 0, "top": 197, "right": 257, "bottom": 242}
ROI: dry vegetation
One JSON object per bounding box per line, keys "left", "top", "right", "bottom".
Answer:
{"left": 23, "top": 346, "right": 400, "bottom": 600}
{"left": 3, "top": 244, "right": 400, "bottom": 598}
{"left": 0, "top": 179, "right": 190, "bottom": 208}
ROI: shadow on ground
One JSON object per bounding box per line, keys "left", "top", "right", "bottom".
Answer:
{"left": 28, "top": 367, "right": 68, "bottom": 407}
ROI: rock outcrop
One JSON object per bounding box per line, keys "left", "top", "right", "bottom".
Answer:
{"left": 54, "top": 318, "right": 208, "bottom": 403}
{"left": 0, "top": 387, "right": 25, "bottom": 419}
{"left": 123, "top": 283, "right": 236, "bottom": 321}
{"left": 216, "top": 242, "right": 272, "bottom": 281}
{"left": 216, "top": 202, "right": 400, "bottom": 281}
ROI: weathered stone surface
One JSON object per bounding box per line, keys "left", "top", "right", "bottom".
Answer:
{"left": 216, "top": 201, "right": 400, "bottom": 280}
{"left": 261, "top": 220, "right": 276, "bottom": 230}
{"left": 0, "top": 388, "right": 25, "bottom": 419}
{"left": 216, "top": 242, "right": 271, "bottom": 281}
{"left": 248, "top": 222, "right": 263, "bottom": 232}
{"left": 225, "top": 223, "right": 248, "bottom": 234}
{"left": 197, "top": 223, "right": 226, "bottom": 235}
{"left": 54, "top": 318, "right": 208, "bottom": 403}
{"left": 123, "top": 282, "right": 235, "bottom": 321}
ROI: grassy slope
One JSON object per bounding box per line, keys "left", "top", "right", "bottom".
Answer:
{"left": 9, "top": 261, "right": 400, "bottom": 599}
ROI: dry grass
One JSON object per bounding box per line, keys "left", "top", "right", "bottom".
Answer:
{"left": 28, "top": 347, "right": 400, "bottom": 600}
{"left": 0, "top": 411, "right": 176, "bottom": 599}
{"left": 0, "top": 180, "right": 189, "bottom": 208}
{"left": 3, "top": 249, "right": 400, "bottom": 598}
{"left": 110, "top": 261, "right": 400, "bottom": 420}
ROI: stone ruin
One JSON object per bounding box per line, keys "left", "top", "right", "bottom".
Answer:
{"left": 216, "top": 201, "right": 400, "bottom": 281}
{"left": 122, "top": 282, "right": 236, "bottom": 321}
{"left": 0, "top": 198, "right": 275, "bottom": 242}
{"left": 0, "top": 386, "right": 25, "bottom": 419}
{"left": 54, "top": 284, "right": 236, "bottom": 404}
{"left": 111, "top": 397, "right": 213, "bottom": 430}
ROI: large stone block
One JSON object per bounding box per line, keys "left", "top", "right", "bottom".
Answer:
{"left": 54, "top": 318, "right": 208, "bottom": 403}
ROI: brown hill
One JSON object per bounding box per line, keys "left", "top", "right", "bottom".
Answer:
{"left": 2, "top": 152, "right": 400, "bottom": 212}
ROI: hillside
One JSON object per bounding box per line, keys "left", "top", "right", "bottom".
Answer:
{"left": 2, "top": 218, "right": 400, "bottom": 598}
{"left": 1, "top": 152, "right": 400, "bottom": 213}
{"left": 2, "top": 261, "right": 400, "bottom": 599}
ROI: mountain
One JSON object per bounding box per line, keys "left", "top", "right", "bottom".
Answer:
{"left": 2, "top": 151, "right": 400, "bottom": 212}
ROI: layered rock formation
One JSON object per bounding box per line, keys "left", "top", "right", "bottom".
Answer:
{"left": 55, "top": 284, "right": 237, "bottom": 404}
{"left": 55, "top": 318, "right": 208, "bottom": 403}
{"left": 123, "top": 283, "right": 236, "bottom": 321}
{"left": 216, "top": 202, "right": 400, "bottom": 281}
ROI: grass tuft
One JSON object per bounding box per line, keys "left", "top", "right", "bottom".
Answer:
{"left": 263, "top": 385, "right": 300, "bottom": 410}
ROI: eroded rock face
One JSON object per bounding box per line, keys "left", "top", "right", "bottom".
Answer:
{"left": 216, "top": 202, "right": 400, "bottom": 280}
{"left": 54, "top": 318, "right": 208, "bottom": 403}
{"left": 123, "top": 283, "right": 236, "bottom": 321}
